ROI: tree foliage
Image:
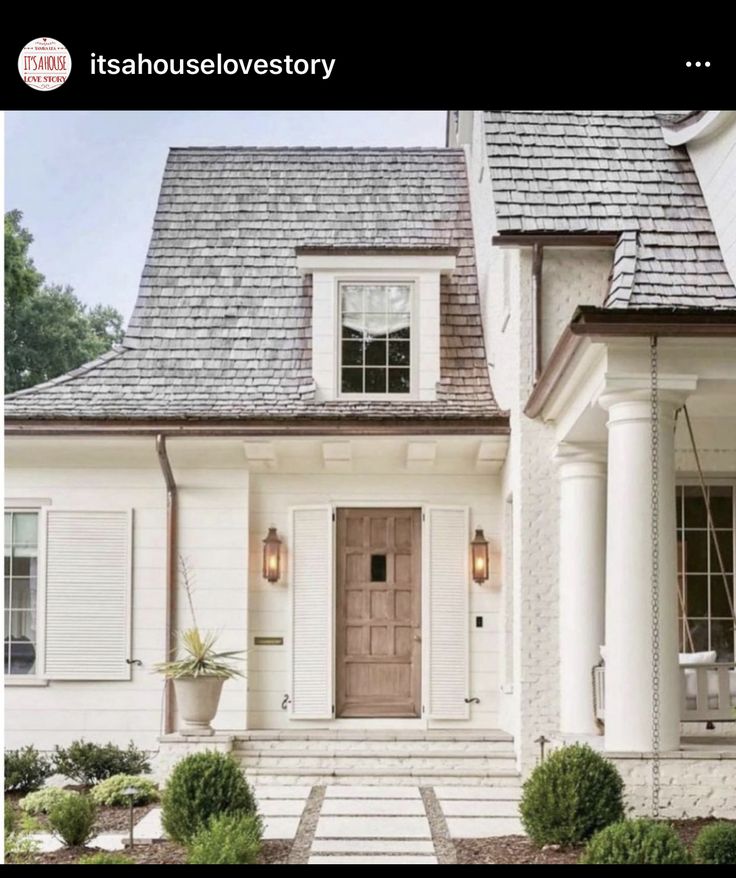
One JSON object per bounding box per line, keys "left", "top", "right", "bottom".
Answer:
{"left": 4, "top": 211, "right": 125, "bottom": 395}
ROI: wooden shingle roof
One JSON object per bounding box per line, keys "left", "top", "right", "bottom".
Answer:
{"left": 6, "top": 147, "right": 502, "bottom": 422}
{"left": 485, "top": 110, "right": 736, "bottom": 308}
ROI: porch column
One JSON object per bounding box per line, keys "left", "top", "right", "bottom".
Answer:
{"left": 556, "top": 447, "right": 607, "bottom": 735}
{"left": 599, "top": 384, "right": 692, "bottom": 752}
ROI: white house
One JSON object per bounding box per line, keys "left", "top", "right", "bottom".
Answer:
{"left": 5, "top": 112, "right": 736, "bottom": 816}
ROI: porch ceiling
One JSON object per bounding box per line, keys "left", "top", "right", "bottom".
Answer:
{"left": 541, "top": 337, "right": 736, "bottom": 449}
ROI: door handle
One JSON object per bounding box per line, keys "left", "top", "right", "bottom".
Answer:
{"left": 414, "top": 634, "right": 422, "bottom": 642}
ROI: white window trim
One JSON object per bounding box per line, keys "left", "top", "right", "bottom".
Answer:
{"left": 675, "top": 477, "right": 736, "bottom": 658}
{"left": 297, "top": 253, "right": 454, "bottom": 404}
{"left": 336, "top": 277, "right": 418, "bottom": 401}
{"left": 4, "top": 503, "right": 47, "bottom": 687}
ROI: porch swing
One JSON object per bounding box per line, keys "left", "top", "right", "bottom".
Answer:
{"left": 675, "top": 406, "right": 736, "bottom": 727}
{"left": 592, "top": 342, "right": 736, "bottom": 730}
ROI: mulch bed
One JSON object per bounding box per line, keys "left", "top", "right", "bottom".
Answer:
{"left": 5, "top": 794, "right": 157, "bottom": 834}
{"left": 456, "top": 837, "right": 581, "bottom": 865}
{"left": 27, "top": 840, "right": 291, "bottom": 865}
{"left": 455, "top": 818, "right": 735, "bottom": 864}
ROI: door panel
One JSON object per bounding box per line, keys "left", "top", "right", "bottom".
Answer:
{"left": 336, "top": 508, "right": 421, "bottom": 718}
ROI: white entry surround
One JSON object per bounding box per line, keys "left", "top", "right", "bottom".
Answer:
{"left": 247, "top": 434, "right": 508, "bottom": 731}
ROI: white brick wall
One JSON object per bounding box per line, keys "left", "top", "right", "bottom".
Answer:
{"left": 462, "top": 117, "right": 617, "bottom": 772}
{"left": 612, "top": 754, "right": 736, "bottom": 819}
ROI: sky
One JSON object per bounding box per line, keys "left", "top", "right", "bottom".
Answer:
{"left": 5, "top": 111, "right": 446, "bottom": 324}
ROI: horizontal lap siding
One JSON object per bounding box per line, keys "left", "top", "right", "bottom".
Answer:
{"left": 248, "top": 472, "right": 502, "bottom": 730}
{"left": 4, "top": 466, "right": 249, "bottom": 750}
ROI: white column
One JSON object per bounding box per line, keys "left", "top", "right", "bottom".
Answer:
{"left": 599, "top": 389, "right": 686, "bottom": 752}
{"left": 556, "top": 448, "right": 607, "bottom": 735}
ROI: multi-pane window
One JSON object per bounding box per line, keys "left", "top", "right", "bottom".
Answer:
{"left": 340, "top": 283, "right": 411, "bottom": 395}
{"left": 4, "top": 512, "right": 39, "bottom": 675}
{"left": 676, "top": 485, "right": 735, "bottom": 661}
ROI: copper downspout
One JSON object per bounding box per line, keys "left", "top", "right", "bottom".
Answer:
{"left": 532, "top": 242, "right": 544, "bottom": 383}
{"left": 156, "top": 434, "right": 177, "bottom": 735}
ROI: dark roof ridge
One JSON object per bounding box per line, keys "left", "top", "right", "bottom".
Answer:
{"left": 168, "top": 145, "right": 459, "bottom": 153}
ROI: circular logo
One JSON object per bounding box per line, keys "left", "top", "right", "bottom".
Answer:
{"left": 18, "top": 37, "right": 71, "bottom": 91}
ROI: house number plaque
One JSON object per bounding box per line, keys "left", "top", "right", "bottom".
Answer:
{"left": 254, "top": 636, "right": 284, "bottom": 646}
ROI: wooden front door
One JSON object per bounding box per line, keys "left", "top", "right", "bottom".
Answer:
{"left": 336, "top": 508, "right": 421, "bottom": 718}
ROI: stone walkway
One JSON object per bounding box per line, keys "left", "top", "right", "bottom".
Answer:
{"left": 31, "top": 783, "right": 523, "bottom": 862}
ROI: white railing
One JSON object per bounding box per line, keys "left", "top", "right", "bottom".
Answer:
{"left": 593, "top": 663, "right": 736, "bottom": 724}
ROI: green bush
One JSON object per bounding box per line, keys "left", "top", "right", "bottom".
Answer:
{"left": 187, "top": 812, "right": 263, "bottom": 864}
{"left": 581, "top": 819, "right": 690, "bottom": 864}
{"left": 692, "top": 821, "right": 736, "bottom": 864}
{"left": 48, "top": 794, "right": 97, "bottom": 847}
{"left": 161, "top": 752, "right": 257, "bottom": 844}
{"left": 77, "top": 852, "right": 135, "bottom": 864}
{"left": 90, "top": 774, "right": 159, "bottom": 807}
{"left": 5, "top": 745, "right": 54, "bottom": 792}
{"left": 20, "top": 787, "right": 79, "bottom": 815}
{"left": 5, "top": 806, "right": 16, "bottom": 837}
{"left": 519, "top": 743, "right": 624, "bottom": 846}
{"left": 4, "top": 813, "right": 41, "bottom": 863}
{"left": 53, "top": 740, "right": 151, "bottom": 785}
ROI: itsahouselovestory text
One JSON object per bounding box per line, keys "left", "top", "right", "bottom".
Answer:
{"left": 90, "top": 54, "right": 336, "bottom": 80}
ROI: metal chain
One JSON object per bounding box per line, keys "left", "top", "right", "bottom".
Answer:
{"left": 650, "top": 336, "right": 661, "bottom": 818}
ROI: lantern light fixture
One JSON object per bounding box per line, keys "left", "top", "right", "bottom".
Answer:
{"left": 262, "top": 527, "right": 282, "bottom": 583}
{"left": 471, "top": 527, "right": 490, "bottom": 584}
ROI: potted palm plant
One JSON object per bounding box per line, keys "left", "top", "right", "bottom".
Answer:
{"left": 154, "top": 559, "right": 244, "bottom": 736}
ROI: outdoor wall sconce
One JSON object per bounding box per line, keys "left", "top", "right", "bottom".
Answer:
{"left": 471, "top": 528, "right": 490, "bottom": 584}
{"left": 262, "top": 527, "right": 282, "bottom": 583}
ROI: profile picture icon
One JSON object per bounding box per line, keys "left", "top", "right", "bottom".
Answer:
{"left": 18, "top": 37, "right": 72, "bottom": 91}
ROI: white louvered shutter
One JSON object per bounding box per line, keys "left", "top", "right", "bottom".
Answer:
{"left": 44, "top": 509, "right": 132, "bottom": 680}
{"left": 290, "top": 506, "right": 333, "bottom": 718}
{"left": 427, "top": 506, "right": 470, "bottom": 719}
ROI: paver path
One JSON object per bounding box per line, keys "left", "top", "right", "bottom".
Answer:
{"left": 27, "top": 782, "right": 522, "bottom": 862}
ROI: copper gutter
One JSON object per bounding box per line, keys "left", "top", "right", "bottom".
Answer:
{"left": 492, "top": 234, "right": 618, "bottom": 385}
{"left": 155, "top": 434, "right": 177, "bottom": 735}
{"left": 525, "top": 306, "right": 736, "bottom": 419}
{"left": 5, "top": 417, "right": 510, "bottom": 437}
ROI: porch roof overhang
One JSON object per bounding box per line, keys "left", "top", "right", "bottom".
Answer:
{"left": 525, "top": 307, "right": 736, "bottom": 420}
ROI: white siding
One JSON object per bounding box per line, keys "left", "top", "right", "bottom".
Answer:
{"left": 687, "top": 115, "right": 736, "bottom": 286}
{"left": 248, "top": 472, "right": 502, "bottom": 730}
{"left": 4, "top": 460, "right": 249, "bottom": 751}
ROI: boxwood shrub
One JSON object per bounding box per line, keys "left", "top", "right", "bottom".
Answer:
{"left": 161, "top": 752, "right": 257, "bottom": 844}
{"left": 692, "top": 821, "right": 736, "bottom": 865}
{"left": 581, "top": 818, "right": 690, "bottom": 864}
{"left": 187, "top": 812, "right": 263, "bottom": 865}
{"left": 519, "top": 743, "right": 624, "bottom": 846}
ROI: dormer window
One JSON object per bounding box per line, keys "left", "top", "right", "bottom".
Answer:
{"left": 340, "top": 283, "right": 411, "bottom": 395}
{"left": 296, "top": 249, "right": 457, "bottom": 403}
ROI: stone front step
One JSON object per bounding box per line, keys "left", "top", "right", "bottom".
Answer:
{"left": 236, "top": 752, "right": 516, "bottom": 773}
{"left": 234, "top": 729, "right": 513, "bottom": 742}
{"left": 233, "top": 738, "right": 514, "bottom": 759}
{"left": 240, "top": 768, "right": 522, "bottom": 786}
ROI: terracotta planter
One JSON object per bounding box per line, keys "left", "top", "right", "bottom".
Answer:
{"left": 172, "top": 676, "right": 225, "bottom": 736}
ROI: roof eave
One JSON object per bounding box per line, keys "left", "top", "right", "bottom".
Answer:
{"left": 5, "top": 415, "right": 511, "bottom": 438}
{"left": 525, "top": 306, "right": 736, "bottom": 418}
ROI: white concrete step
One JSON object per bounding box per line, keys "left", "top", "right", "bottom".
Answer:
{"left": 235, "top": 730, "right": 513, "bottom": 742}
{"left": 236, "top": 740, "right": 515, "bottom": 754}
{"left": 237, "top": 752, "right": 516, "bottom": 772}
{"left": 309, "top": 855, "right": 438, "bottom": 864}
{"left": 241, "top": 767, "right": 522, "bottom": 786}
